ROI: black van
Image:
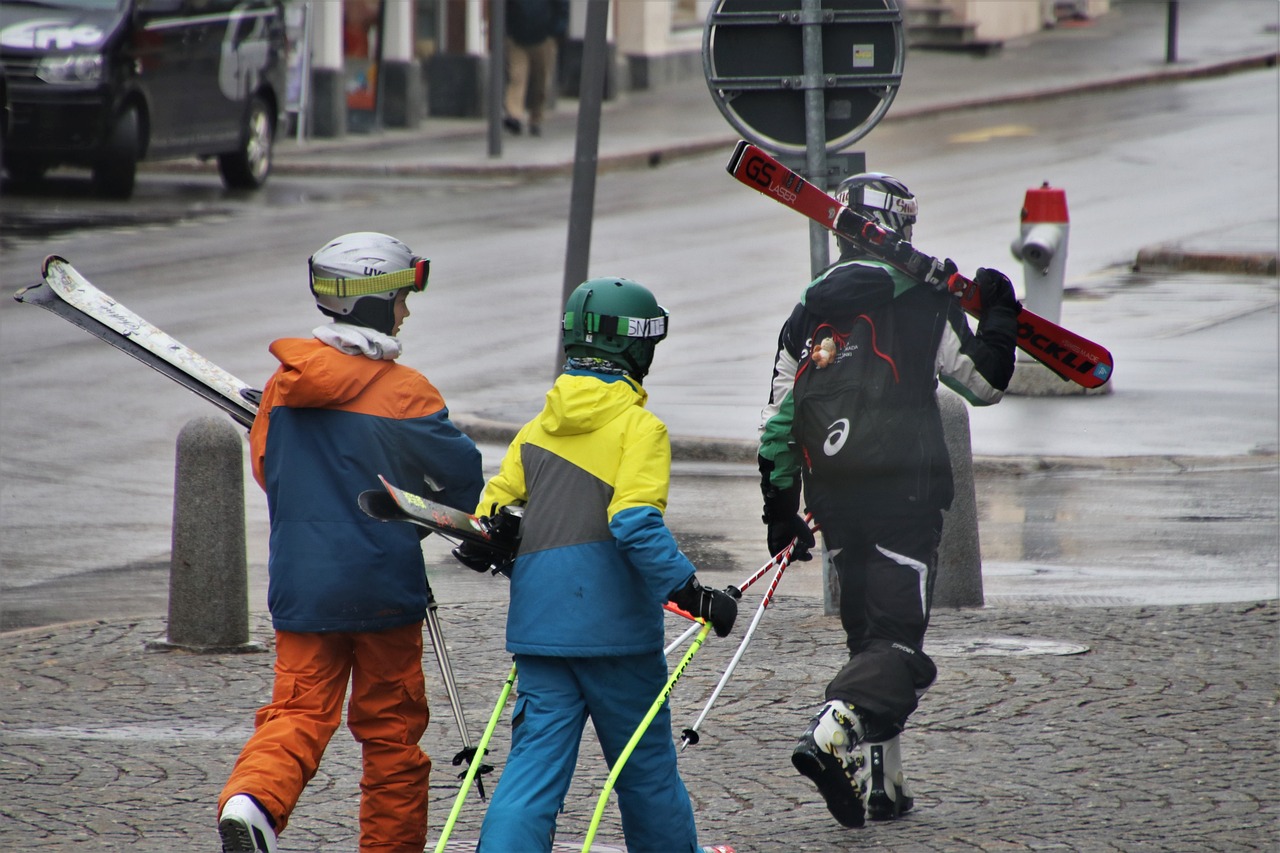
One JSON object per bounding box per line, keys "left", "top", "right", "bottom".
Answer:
{"left": 0, "top": 0, "right": 286, "bottom": 198}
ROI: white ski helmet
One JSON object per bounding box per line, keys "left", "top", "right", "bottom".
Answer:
{"left": 309, "top": 232, "right": 429, "bottom": 335}
{"left": 835, "top": 172, "right": 918, "bottom": 242}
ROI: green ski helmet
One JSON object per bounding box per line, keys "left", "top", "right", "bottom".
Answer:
{"left": 561, "top": 277, "right": 669, "bottom": 380}
{"left": 309, "top": 232, "right": 430, "bottom": 335}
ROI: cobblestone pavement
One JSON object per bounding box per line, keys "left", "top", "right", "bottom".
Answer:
{"left": 2, "top": 596, "right": 1275, "bottom": 851}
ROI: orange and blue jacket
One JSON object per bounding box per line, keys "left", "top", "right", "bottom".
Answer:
{"left": 250, "top": 337, "right": 482, "bottom": 633}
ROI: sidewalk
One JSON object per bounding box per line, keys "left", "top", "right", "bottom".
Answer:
{"left": 2, "top": 3, "right": 1277, "bottom": 851}
{"left": 260, "top": 0, "right": 1279, "bottom": 182}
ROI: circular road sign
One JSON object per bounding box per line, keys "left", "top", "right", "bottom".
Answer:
{"left": 703, "top": 0, "right": 904, "bottom": 155}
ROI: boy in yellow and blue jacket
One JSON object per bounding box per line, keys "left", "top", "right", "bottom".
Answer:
{"left": 457, "top": 277, "right": 737, "bottom": 853}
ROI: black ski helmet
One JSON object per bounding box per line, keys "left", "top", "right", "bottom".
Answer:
{"left": 309, "top": 232, "right": 429, "bottom": 335}
{"left": 834, "top": 172, "right": 918, "bottom": 242}
{"left": 561, "top": 277, "right": 669, "bottom": 380}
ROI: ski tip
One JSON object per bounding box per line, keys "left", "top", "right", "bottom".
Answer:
{"left": 357, "top": 489, "right": 400, "bottom": 521}
{"left": 725, "top": 139, "right": 750, "bottom": 175}
{"left": 41, "top": 254, "right": 69, "bottom": 277}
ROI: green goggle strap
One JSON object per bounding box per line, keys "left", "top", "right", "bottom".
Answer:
{"left": 563, "top": 311, "right": 668, "bottom": 340}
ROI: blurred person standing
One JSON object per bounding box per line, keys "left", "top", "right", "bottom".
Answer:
{"left": 503, "top": 0, "right": 569, "bottom": 136}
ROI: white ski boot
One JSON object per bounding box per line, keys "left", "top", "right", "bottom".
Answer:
{"left": 856, "top": 734, "right": 916, "bottom": 821}
{"left": 791, "top": 700, "right": 867, "bottom": 828}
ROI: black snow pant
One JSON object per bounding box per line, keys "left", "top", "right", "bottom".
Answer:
{"left": 810, "top": 499, "right": 943, "bottom": 735}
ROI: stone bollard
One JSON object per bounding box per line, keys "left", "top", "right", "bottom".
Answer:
{"left": 935, "top": 389, "right": 984, "bottom": 608}
{"left": 147, "top": 417, "right": 264, "bottom": 654}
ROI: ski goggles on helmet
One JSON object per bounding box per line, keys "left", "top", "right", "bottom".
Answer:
{"left": 562, "top": 308, "right": 669, "bottom": 343}
{"left": 309, "top": 256, "right": 430, "bottom": 298}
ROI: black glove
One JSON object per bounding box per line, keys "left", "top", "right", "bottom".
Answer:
{"left": 451, "top": 540, "right": 509, "bottom": 575}
{"left": 668, "top": 576, "right": 738, "bottom": 638}
{"left": 450, "top": 506, "right": 522, "bottom": 577}
{"left": 760, "top": 456, "right": 814, "bottom": 561}
{"left": 974, "top": 267, "right": 1021, "bottom": 315}
{"left": 483, "top": 505, "right": 523, "bottom": 553}
{"left": 766, "top": 510, "right": 814, "bottom": 562}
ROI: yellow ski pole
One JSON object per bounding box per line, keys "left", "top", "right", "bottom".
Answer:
{"left": 433, "top": 662, "right": 517, "bottom": 853}
{"left": 581, "top": 621, "right": 713, "bottom": 852}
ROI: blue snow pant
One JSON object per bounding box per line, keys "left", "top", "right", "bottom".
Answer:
{"left": 476, "top": 652, "right": 699, "bottom": 853}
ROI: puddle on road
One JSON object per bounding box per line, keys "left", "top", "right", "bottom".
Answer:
{"left": 929, "top": 636, "right": 1091, "bottom": 657}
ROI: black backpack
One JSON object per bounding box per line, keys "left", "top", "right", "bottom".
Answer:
{"left": 791, "top": 312, "right": 908, "bottom": 478}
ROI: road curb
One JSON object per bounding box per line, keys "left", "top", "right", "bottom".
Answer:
{"left": 452, "top": 414, "right": 1279, "bottom": 472}
{"left": 1133, "top": 246, "right": 1278, "bottom": 276}
{"left": 885, "top": 51, "right": 1279, "bottom": 123}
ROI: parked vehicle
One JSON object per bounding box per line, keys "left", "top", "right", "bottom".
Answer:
{"left": 0, "top": 0, "right": 286, "bottom": 198}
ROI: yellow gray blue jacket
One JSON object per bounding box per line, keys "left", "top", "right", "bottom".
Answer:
{"left": 478, "top": 368, "right": 696, "bottom": 656}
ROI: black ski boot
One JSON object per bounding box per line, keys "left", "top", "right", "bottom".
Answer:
{"left": 791, "top": 700, "right": 866, "bottom": 828}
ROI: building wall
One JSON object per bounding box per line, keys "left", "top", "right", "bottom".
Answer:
{"left": 306, "top": 0, "right": 1116, "bottom": 132}
{"left": 964, "top": 0, "right": 1048, "bottom": 42}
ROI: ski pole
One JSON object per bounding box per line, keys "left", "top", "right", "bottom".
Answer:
{"left": 662, "top": 600, "right": 705, "bottom": 657}
{"left": 424, "top": 586, "right": 490, "bottom": 800}
{"left": 680, "top": 519, "right": 816, "bottom": 750}
{"left": 721, "top": 512, "right": 813, "bottom": 602}
{"left": 433, "top": 661, "right": 518, "bottom": 853}
{"left": 664, "top": 619, "right": 702, "bottom": 657}
{"left": 660, "top": 534, "right": 809, "bottom": 659}
{"left": 582, "top": 621, "right": 713, "bottom": 853}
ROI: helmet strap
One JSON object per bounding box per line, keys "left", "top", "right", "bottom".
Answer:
{"left": 562, "top": 311, "right": 668, "bottom": 342}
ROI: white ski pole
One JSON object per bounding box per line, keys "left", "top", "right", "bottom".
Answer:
{"left": 679, "top": 519, "right": 815, "bottom": 750}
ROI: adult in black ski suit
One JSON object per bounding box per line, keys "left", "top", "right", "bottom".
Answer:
{"left": 757, "top": 172, "right": 1020, "bottom": 829}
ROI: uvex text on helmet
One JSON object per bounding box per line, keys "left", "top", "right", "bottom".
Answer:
{"left": 561, "top": 277, "right": 669, "bottom": 380}
{"left": 309, "top": 232, "right": 430, "bottom": 335}
{"left": 834, "top": 172, "right": 918, "bottom": 240}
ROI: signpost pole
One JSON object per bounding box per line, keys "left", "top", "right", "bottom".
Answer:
{"left": 801, "top": 0, "right": 830, "bottom": 277}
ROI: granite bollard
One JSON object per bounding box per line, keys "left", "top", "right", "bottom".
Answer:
{"left": 147, "top": 416, "right": 264, "bottom": 653}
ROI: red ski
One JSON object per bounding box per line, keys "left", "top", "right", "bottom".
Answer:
{"left": 726, "top": 141, "right": 1113, "bottom": 389}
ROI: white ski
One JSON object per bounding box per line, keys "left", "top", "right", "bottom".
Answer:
{"left": 15, "top": 255, "right": 259, "bottom": 428}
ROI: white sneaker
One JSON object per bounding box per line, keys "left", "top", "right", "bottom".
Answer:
{"left": 219, "top": 794, "right": 278, "bottom": 853}
{"left": 856, "top": 735, "right": 916, "bottom": 821}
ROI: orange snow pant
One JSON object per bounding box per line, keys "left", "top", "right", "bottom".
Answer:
{"left": 219, "top": 622, "right": 432, "bottom": 851}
